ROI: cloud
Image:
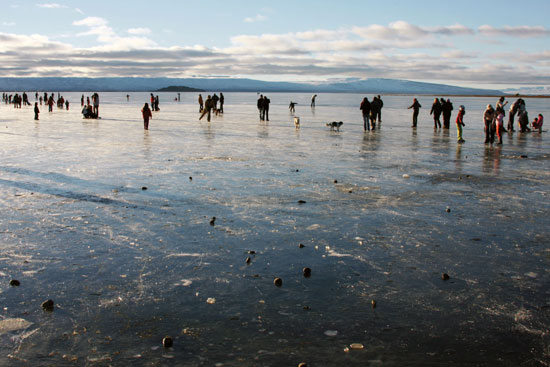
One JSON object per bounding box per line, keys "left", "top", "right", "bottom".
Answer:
{"left": 75, "top": 8, "right": 84, "bottom": 15}
{"left": 127, "top": 27, "right": 151, "bottom": 36}
{"left": 478, "top": 25, "right": 550, "bottom": 37}
{"left": 36, "top": 3, "right": 68, "bottom": 9}
{"left": 0, "top": 20, "right": 548, "bottom": 86}
{"left": 3, "top": 22, "right": 16, "bottom": 26}
{"left": 73, "top": 17, "right": 156, "bottom": 49}
{"left": 244, "top": 14, "right": 267, "bottom": 23}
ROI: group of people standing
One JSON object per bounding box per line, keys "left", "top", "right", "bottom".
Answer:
{"left": 256, "top": 94, "right": 271, "bottom": 121}
{"left": 483, "top": 97, "right": 544, "bottom": 145}
{"left": 80, "top": 93, "right": 100, "bottom": 119}
{"left": 359, "top": 95, "right": 384, "bottom": 131}
{"left": 197, "top": 93, "right": 224, "bottom": 123}
{"left": 407, "top": 95, "right": 543, "bottom": 145}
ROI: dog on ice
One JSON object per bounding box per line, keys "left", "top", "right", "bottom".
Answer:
{"left": 294, "top": 117, "right": 300, "bottom": 128}
{"left": 326, "top": 121, "right": 343, "bottom": 131}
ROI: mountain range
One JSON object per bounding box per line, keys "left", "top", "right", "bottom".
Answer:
{"left": 0, "top": 77, "right": 505, "bottom": 95}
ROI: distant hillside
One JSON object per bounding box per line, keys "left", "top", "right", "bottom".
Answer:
{"left": 0, "top": 77, "right": 502, "bottom": 95}
{"left": 156, "top": 85, "right": 204, "bottom": 92}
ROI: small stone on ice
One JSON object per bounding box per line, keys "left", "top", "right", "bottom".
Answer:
{"left": 303, "top": 267, "right": 312, "bottom": 278}
{"left": 9, "top": 279, "right": 20, "bottom": 287}
{"left": 206, "top": 298, "right": 216, "bottom": 304}
{"left": 141, "top": 186, "right": 147, "bottom": 190}
{"left": 162, "top": 336, "right": 173, "bottom": 348}
{"left": 41, "top": 299, "right": 54, "bottom": 311}
{"left": 245, "top": 256, "right": 251, "bottom": 264}
{"left": 402, "top": 174, "right": 410, "bottom": 179}
{"left": 350, "top": 343, "right": 364, "bottom": 350}
{"left": 298, "top": 363, "right": 308, "bottom": 367}
{"left": 298, "top": 243, "right": 305, "bottom": 248}
{"left": 298, "top": 200, "right": 306, "bottom": 204}
{"left": 324, "top": 330, "right": 338, "bottom": 337}
{"left": 446, "top": 207, "right": 451, "bottom": 213}
{"left": 209, "top": 217, "right": 216, "bottom": 225}
{"left": 274, "top": 277, "right": 283, "bottom": 287}
{"left": 442, "top": 273, "right": 450, "bottom": 281}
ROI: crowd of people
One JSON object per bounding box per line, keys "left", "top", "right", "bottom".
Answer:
{"left": 359, "top": 95, "right": 384, "bottom": 131}
{"left": 406, "top": 96, "right": 544, "bottom": 144}
{"left": 3, "top": 91, "right": 545, "bottom": 143}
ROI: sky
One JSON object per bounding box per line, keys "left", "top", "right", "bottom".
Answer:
{"left": 1, "top": 0, "right": 550, "bottom": 89}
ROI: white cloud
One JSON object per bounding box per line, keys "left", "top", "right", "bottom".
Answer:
{"left": 128, "top": 27, "right": 151, "bottom": 36}
{"left": 0, "top": 20, "right": 548, "bottom": 86}
{"left": 3, "top": 22, "right": 16, "bottom": 26}
{"left": 73, "top": 17, "right": 156, "bottom": 49}
{"left": 244, "top": 14, "right": 267, "bottom": 23}
{"left": 75, "top": 8, "right": 84, "bottom": 15}
{"left": 36, "top": 3, "right": 68, "bottom": 9}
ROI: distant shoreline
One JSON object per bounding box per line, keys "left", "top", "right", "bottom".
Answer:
{"left": 1, "top": 90, "right": 547, "bottom": 98}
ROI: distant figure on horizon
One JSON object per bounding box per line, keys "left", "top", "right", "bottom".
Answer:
{"left": 495, "top": 107, "right": 506, "bottom": 144}
{"left": 127, "top": 94, "right": 130, "bottom": 102}
{"left": 442, "top": 98, "right": 453, "bottom": 129}
{"left": 142, "top": 103, "right": 152, "bottom": 130}
{"left": 430, "top": 98, "right": 442, "bottom": 129}
{"left": 92, "top": 93, "right": 99, "bottom": 116}
{"left": 311, "top": 94, "right": 317, "bottom": 108}
{"left": 34, "top": 102, "right": 40, "bottom": 120}
{"left": 154, "top": 95, "right": 160, "bottom": 111}
{"left": 456, "top": 105, "right": 466, "bottom": 143}
{"left": 377, "top": 95, "right": 383, "bottom": 122}
{"left": 47, "top": 96, "right": 54, "bottom": 112}
{"left": 65, "top": 100, "right": 69, "bottom": 110}
{"left": 219, "top": 93, "right": 224, "bottom": 114}
{"left": 508, "top": 98, "right": 520, "bottom": 132}
{"left": 257, "top": 94, "right": 264, "bottom": 120}
{"left": 198, "top": 94, "right": 204, "bottom": 112}
{"left": 262, "top": 95, "right": 271, "bottom": 121}
{"left": 212, "top": 93, "right": 219, "bottom": 114}
{"left": 496, "top": 97, "right": 508, "bottom": 117}
{"left": 289, "top": 101, "right": 297, "bottom": 114}
{"left": 199, "top": 95, "right": 213, "bottom": 122}
{"left": 360, "top": 97, "right": 371, "bottom": 131}
{"left": 370, "top": 96, "right": 380, "bottom": 129}
{"left": 408, "top": 98, "right": 422, "bottom": 127}
{"left": 81, "top": 95, "right": 84, "bottom": 107}
{"left": 483, "top": 104, "right": 495, "bottom": 144}
{"left": 177, "top": 92, "right": 181, "bottom": 102}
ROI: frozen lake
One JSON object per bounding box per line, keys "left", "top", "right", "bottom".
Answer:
{"left": 1, "top": 92, "right": 549, "bottom": 366}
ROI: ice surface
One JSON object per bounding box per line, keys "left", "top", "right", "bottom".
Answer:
{"left": 0, "top": 92, "right": 549, "bottom": 365}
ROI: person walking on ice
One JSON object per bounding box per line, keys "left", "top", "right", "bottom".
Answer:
{"left": 456, "top": 105, "right": 466, "bottom": 143}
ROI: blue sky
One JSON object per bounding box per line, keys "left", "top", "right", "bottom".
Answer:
{"left": 1, "top": 0, "right": 549, "bottom": 89}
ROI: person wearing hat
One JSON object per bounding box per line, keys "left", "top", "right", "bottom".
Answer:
{"left": 456, "top": 105, "right": 466, "bottom": 143}
{"left": 483, "top": 104, "right": 495, "bottom": 144}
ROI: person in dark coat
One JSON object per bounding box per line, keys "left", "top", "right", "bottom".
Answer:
{"left": 370, "top": 96, "right": 379, "bottom": 129}
{"left": 442, "top": 98, "right": 454, "bottom": 129}
{"left": 408, "top": 98, "right": 421, "bottom": 127}
{"left": 262, "top": 95, "right": 271, "bottom": 121}
{"left": 360, "top": 97, "right": 371, "bottom": 131}
{"left": 257, "top": 94, "right": 264, "bottom": 120}
{"left": 430, "top": 98, "right": 442, "bottom": 128}
{"left": 377, "top": 95, "right": 384, "bottom": 123}
{"left": 219, "top": 93, "right": 224, "bottom": 114}
{"left": 34, "top": 102, "right": 40, "bottom": 120}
